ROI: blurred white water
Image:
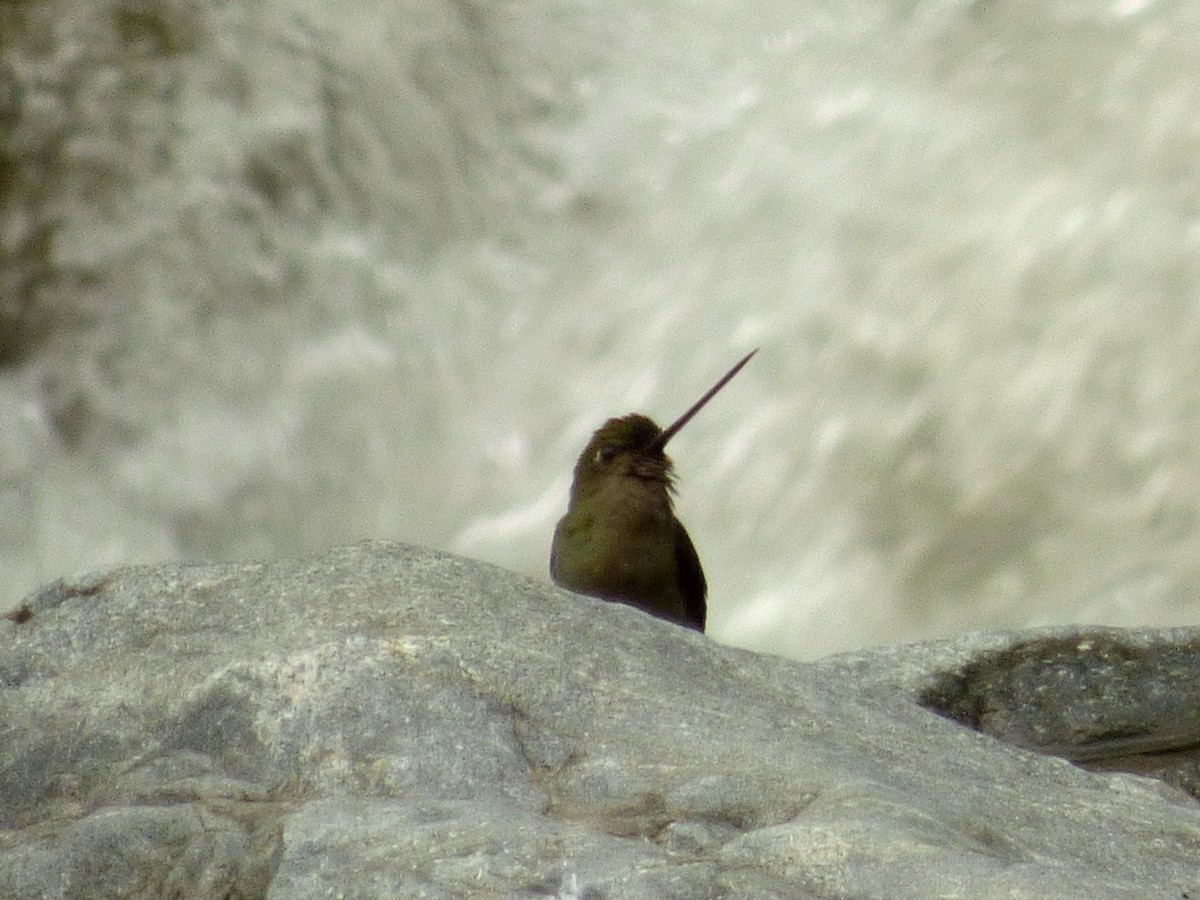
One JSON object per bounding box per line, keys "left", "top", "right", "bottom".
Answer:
{"left": 4, "top": 0, "right": 1200, "bottom": 658}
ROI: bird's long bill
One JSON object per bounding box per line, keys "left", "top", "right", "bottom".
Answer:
{"left": 646, "top": 349, "right": 758, "bottom": 453}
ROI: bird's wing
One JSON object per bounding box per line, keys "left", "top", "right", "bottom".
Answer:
{"left": 673, "top": 519, "right": 707, "bottom": 631}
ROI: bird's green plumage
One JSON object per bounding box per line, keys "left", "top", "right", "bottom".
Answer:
{"left": 550, "top": 414, "right": 706, "bottom": 630}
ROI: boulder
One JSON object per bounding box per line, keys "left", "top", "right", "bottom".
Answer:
{"left": 2, "top": 542, "right": 1198, "bottom": 898}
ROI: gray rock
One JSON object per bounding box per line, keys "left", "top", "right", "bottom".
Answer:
{"left": 2, "top": 542, "right": 1199, "bottom": 898}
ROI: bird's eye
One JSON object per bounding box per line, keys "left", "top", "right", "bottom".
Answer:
{"left": 594, "top": 444, "right": 618, "bottom": 465}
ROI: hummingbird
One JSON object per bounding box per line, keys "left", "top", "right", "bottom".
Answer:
{"left": 550, "top": 350, "right": 757, "bottom": 631}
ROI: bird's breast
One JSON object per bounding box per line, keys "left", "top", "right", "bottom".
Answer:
{"left": 551, "top": 487, "right": 681, "bottom": 603}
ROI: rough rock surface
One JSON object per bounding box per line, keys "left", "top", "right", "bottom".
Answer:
{"left": 2, "top": 541, "right": 1199, "bottom": 898}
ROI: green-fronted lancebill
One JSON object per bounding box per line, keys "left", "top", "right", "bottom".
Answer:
{"left": 550, "top": 350, "right": 757, "bottom": 631}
